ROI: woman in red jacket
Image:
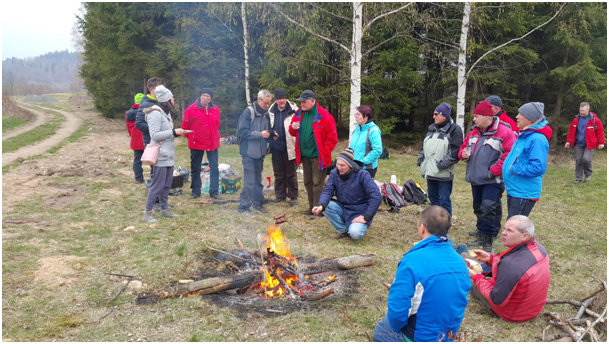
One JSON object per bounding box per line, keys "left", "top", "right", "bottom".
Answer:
{"left": 182, "top": 89, "right": 221, "bottom": 199}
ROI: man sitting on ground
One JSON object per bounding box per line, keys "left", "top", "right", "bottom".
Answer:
{"left": 467, "top": 215, "right": 550, "bottom": 322}
{"left": 311, "top": 148, "right": 382, "bottom": 240}
{"left": 374, "top": 206, "right": 471, "bottom": 342}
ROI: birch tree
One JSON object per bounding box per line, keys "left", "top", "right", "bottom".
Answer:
{"left": 455, "top": 3, "right": 564, "bottom": 131}
{"left": 273, "top": 2, "right": 413, "bottom": 138}
{"left": 241, "top": 2, "right": 251, "bottom": 104}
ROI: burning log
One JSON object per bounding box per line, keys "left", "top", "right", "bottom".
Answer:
{"left": 300, "top": 288, "right": 334, "bottom": 301}
{"left": 300, "top": 254, "right": 378, "bottom": 273}
{"left": 162, "top": 271, "right": 263, "bottom": 298}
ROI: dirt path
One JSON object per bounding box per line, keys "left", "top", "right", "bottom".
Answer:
{"left": 2, "top": 99, "right": 130, "bottom": 213}
{"left": 2, "top": 103, "right": 85, "bottom": 166}
{"left": 2, "top": 101, "right": 51, "bottom": 140}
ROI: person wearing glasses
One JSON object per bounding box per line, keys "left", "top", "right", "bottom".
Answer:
{"left": 349, "top": 105, "right": 383, "bottom": 178}
{"left": 236, "top": 89, "right": 274, "bottom": 214}
{"left": 417, "top": 102, "right": 463, "bottom": 216}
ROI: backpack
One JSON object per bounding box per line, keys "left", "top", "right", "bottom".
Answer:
{"left": 381, "top": 183, "right": 405, "bottom": 213}
{"left": 380, "top": 147, "right": 390, "bottom": 159}
{"left": 235, "top": 105, "right": 256, "bottom": 144}
{"left": 402, "top": 179, "right": 428, "bottom": 205}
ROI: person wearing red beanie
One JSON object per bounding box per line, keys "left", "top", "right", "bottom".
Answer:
{"left": 458, "top": 100, "right": 516, "bottom": 253}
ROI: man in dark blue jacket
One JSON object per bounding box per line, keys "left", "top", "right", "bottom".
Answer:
{"left": 135, "top": 77, "right": 164, "bottom": 146}
{"left": 374, "top": 206, "right": 471, "bottom": 342}
{"left": 312, "top": 148, "right": 382, "bottom": 240}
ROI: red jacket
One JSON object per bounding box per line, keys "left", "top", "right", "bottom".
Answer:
{"left": 499, "top": 110, "right": 518, "bottom": 134}
{"left": 288, "top": 102, "right": 338, "bottom": 170}
{"left": 566, "top": 112, "right": 605, "bottom": 149}
{"left": 125, "top": 104, "right": 145, "bottom": 150}
{"left": 182, "top": 101, "right": 221, "bottom": 151}
{"left": 473, "top": 239, "right": 550, "bottom": 322}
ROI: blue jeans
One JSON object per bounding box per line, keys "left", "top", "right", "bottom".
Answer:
{"left": 427, "top": 179, "right": 453, "bottom": 216}
{"left": 133, "top": 149, "right": 144, "bottom": 181}
{"left": 323, "top": 201, "right": 368, "bottom": 240}
{"left": 373, "top": 316, "right": 409, "bottom": 342}
{"left": 506, "top": 195, "right": 536, "bottom": 219}
{"left": 190, "top": 149, "right": 219, "bottom": 196}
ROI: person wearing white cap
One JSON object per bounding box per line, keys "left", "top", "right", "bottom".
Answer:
{"left": 141, "top": 85, "right": 187, "bottom": 223}
{"left": 502, "top": 102, "right": 552, "bottom": 218}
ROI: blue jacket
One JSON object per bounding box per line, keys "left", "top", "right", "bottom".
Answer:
{"left": 319, "top": 167, "right": 382, "bottom": 225}
{"left": 349, "top": 121, "right": 383, "bottom": 169}
{"left": 502, "top": 117, "right": 552, "bottom": 200}
{"left": 135, "top": 94, "right": 158, "bottom": 145}
{"left": 387, "top": 235, "right": 470, "bottom": 342}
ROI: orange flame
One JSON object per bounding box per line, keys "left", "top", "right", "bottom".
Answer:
{"left": 259, "top": 224, "right": 305, "bottom": 298}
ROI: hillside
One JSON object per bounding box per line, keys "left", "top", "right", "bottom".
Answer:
{"left": 2, "top": 51, "right": 84, "bottom": 95}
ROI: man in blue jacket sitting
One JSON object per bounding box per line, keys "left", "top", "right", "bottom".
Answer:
{"left": 374, "top": 206, "right": 471, "bottom": 342}
{"left": 312, "top": 148, "right": 382, "bottom": 240}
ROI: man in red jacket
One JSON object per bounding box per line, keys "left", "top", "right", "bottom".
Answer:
{"left": 565, "top": 102, "right": 605, "bottom": 183}
{"left": 182, "top": 88, "right": 222, "bottom": 199}
{"left": 289, "top": 90, "right": 338, "bottom": 217}
{"left": 125, "top": 93, "right": 145, "bottom": 183}
{"left": 467, "top": 215, "right": 550, "bottom": 322}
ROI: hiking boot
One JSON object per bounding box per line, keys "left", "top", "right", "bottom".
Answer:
{"left": 289, "top": 199, "right": 298, "bottom": 207}
{"left": 160, "top": 209, "right": 179, "bottom": 217}
{"left": 142, "top": 211, "right": 157, "bottom": 223}
{"left": 135, "top": 178, "right": 145, "bottom": 184}
{"left": 481, "top": 234, "right": 494, "bottom": 253}
{"left": 584, "top": 176, "right": 592, "bottom": 183}
{"left": 190, "top": 194, "right": 200, "bottom": 199}
{"left": 210, "top": 193, "right": 222, "bottom": 200}
{"left": 267, "top": 198, "right": 285, "bottom": 203}
{"left": 237, "top": 207, "right": 251, "bottom": 214}
{"left": 574, "top": 179, "right": 582, "bottom": 184}
{"left": 253, "top": 205, "right": 268, "bottom": 214}
{"left": 329, "top": 232, "right": 349, "bottom": 239}
{"left": 468, "top": 230, "right": 480, "bottom": 237}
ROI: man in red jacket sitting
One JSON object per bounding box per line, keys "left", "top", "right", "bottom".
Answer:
{"left": 565, "top": 101, "right": 605, "bottom": 183}
{"left": 467, "top": 215, "right": 550, "bottom": 322}
{"left": 182, "top": 88, "right": 222, "bottom": 199}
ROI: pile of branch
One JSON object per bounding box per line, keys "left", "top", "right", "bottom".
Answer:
{"left": 543, "top": 280, "right": 607, "bottom": 342}
{"left": 161, "top": 243, "right": 377, "bottom": 301}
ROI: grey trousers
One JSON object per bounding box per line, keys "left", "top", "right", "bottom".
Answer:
{"left": 302, "top": 157, "right": 326, "bottom": 210}
{"left": 574, "top": 145, "right": 594, "bottom": 180}
{"left": 145, "top": 166, "right": 173, "bottom": 211}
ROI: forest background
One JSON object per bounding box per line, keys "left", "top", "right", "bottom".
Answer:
{"left": 4, "top": 2, "right": 608, "bottom": 146}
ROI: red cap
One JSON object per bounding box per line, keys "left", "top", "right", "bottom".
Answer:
{"left": 473, "top": 100, "right": 495, "bottom": 116}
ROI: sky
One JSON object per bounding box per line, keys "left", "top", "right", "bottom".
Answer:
{"left": 2, "top": 1, "right": 83, "bottom": 59}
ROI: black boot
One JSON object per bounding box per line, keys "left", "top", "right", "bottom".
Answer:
{"left": 466, "top": 232, "right": 483, "bottom": 248}
{"left": 481, "top": 234, "right": 493, "bottom": 253}
{"left": 468, "top": 230, "right": 479, "bottom": 237}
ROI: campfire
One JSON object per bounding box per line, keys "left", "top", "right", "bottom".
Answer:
{"left": 258, "top": 219, "right": 336, "bottom": 299}
{"left": 158, "top": 215, "right": 377, "bottom": 303}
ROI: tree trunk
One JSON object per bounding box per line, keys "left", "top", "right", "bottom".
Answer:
{"left": 349, "top": 2, "right": 363, "bottom": 140}
{"left": 299, "top": 254, "right": 378, "bottom": 273}
{"left": 163, "top": 271, "right": 263, "bottom": 298}
{"left": 242, "top": 3, "right": 251, "bottom": 104}
{"left": 456, "top": 2, "right": 471, "bottom": 133}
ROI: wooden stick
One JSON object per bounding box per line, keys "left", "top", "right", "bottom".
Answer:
{"left": 578, "top": 307, "right": 607, "bottom": 342}
{"left": 546, "top": 300, "right": 604, "bottom": 319}
{"left": 575, "top": 298, "right": 594, "bottom": 320}
{"left": 162, "top": 271, "right": 263, "bottom": 298}
{"left": 579, "top": 280, "right": 606, "bottom": 303}
{"left": 547, "top": 312, "right": 578, "bottom": 342}
{"left": 300, "top": 254, "right": 378, "bottom": 273}
{"left": 270, "top": 267, "right": 296, "bottom": 298}
{"left": 301, "top": 288, "right": 334, "bottom": 301}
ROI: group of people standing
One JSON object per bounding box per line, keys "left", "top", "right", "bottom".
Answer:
{"left": 123, "top": 79, "right": 604, "bottom": 341}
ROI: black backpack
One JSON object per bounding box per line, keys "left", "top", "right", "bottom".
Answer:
{"left": 379, "top": 147, "right": 390, "bottom": 159}
{"left": 402, "top": 179, "right": 428, "bottom": 205}
{"left": 381, "top": 183, "right": 405, "bottom": 213}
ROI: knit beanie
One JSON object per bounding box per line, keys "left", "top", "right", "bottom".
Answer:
{"left": 518, "top": 102, "right": 544, "bottom": 123}
{"left": 434, "top": 102, "right": 452, "bottom": 119}
{"left": 473, "top": 100, "right": 495, "bottom": 116}
{"left": 134, "top": 93, "right": 144, "bottom": 104}
{"left": 200, "top": 88, "right": 213, "bottom": 98}
{"left": 485, "top": 95, "right": 502, "bottom": 107}
{"left": 274, "top": 88, "right": 288, "bottom": 99}
{"left": 155, "top": 85, "right": 173, "bottom": 103}
{"left": 337, "top": 148, "right": 357, "bottom": 168}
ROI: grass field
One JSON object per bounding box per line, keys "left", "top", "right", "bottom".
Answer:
{"left": 2, "top": 107, "right": 607, "bottom": 341}
{"left": 1, "top": 105, "right": 64, "bottom": 153}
